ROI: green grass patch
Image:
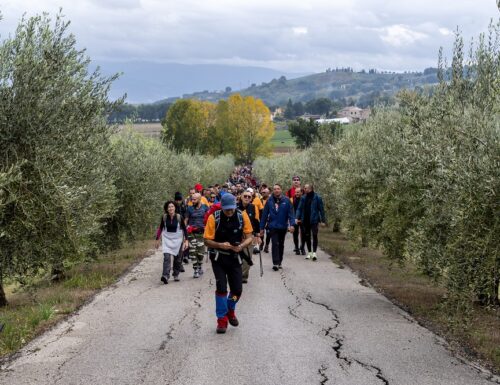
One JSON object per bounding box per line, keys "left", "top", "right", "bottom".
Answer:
{"left": 318, "top": 229, "right": 500, "bottom": 374}
{"left": 271, "top": 129, "right": 295, "bottom": 149}
{"left": 0, "top": 239, "right": 154, "bottom": 358}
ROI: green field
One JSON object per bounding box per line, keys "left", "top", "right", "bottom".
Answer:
{"left": 271, "top": 129, "right": 295, "bottom": 150}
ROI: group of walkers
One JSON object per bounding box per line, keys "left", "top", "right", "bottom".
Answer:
{"left": 155, "top": 166, "right": 326, "bottom": 334}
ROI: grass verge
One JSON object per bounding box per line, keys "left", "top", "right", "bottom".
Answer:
{"left": 271, "top": 129, "right": 295, "bottom": 150}
{"left": 0, "top": 240, "right": 154, "bottom": 358}
{"left": 318, "top": 229, "right": 500, "bottom": 374}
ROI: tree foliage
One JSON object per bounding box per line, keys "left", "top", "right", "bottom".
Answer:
{"left": 255, "top": 21, "right": 500, "bottom": 312}
{"left": 161, "top": 94, "right": 274, "bottom": 163}
{"left": 0, "top": 13, "right": 235, "bottom": 306}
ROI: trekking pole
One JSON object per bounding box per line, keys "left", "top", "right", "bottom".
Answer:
{"left": 259, "top": 248, "right": 264, "bottom": 277}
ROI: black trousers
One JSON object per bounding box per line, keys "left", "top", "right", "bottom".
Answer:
{"left": 270, "top": 228, "right": 287, "bottom": 266}
{"left": 259, "top": 229, "right": 271, "bottom": 250}
{"left": 210, "top": 252, "right": 242, "bottom": 298}
{"left": 303, "top": 223, "right": 319, "bottom": 252}
{"left": 293, "top": 224, "right": 305, "bottom": 251}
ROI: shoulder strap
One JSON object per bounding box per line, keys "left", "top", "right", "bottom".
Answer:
{"left": 215, "top": 210, "right": 221, "bottom": 231}
{"left": 176, "top": 213, "right": 182, "bottom": 223}
{"left": 215, "top": 209, "right": 243, "bottom": 231}
{"left": 236, "top": 209, "right": 243, "bottom": 230}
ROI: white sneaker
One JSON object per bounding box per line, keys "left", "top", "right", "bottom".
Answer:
{"left": 305, "top": 252, "right": 311, "bottom": 260}
{"left": 312, "top": 252, "right": 317, "bottom": 261}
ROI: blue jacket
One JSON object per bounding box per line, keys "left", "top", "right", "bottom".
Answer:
{"left": 296, "top": 193, "right": 326, "bottom": 225}
{"left": 260, "top": 194, "right": 295, "bottom": 230}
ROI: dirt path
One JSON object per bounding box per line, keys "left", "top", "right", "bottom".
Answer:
{"left": 0, "top": 238, "right": 497, "bottom": 385}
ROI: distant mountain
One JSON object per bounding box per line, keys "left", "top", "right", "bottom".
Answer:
{"left": 156, "top": 68, "right": 439, "bottom": 107}
{"left": 96, "top": 61, "right": 307, "bottom": 104}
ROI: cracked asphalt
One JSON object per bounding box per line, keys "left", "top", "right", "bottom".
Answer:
{"left": 1, "top": 239, "right": 498, "bottom": 385}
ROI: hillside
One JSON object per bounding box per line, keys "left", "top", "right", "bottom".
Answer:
{"left": 110, "top": 68, "right": 439, "bottom": 122}
{"left": 156, "top": 68, "right": 439, "bottom": 107}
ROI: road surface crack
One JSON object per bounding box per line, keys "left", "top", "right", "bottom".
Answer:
{"left": 282, "top": 270, "right": 390, "bottom": 384}
{"left": 280, "top": 271, "right": 313, "bottom": 324}
{"left": 318, "top": 364, "right": 329, "bottom": 385}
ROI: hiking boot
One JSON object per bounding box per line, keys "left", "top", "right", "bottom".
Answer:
{"left": 173, "top": 275, "right": 180, "bottom": 282}
{"left": 216, "top": 316, "right": 228, "bottom": 334}
{"left": 272, "top": 265, "right": 279, "bottom": 271}
{"left": 264, "top": 246, "right": 269, "bottom": 253}
{"left": 312, "top": 252, "right": 317, "bottom": 261}
{"left": 300, "top": 249, "right": 306, "bottom": 255}
{"left": 193, "top": 269, "right": 199, "bottom": 278}
{"left": 161, "top": 276, "right": 168, "bottom": 284}
{"left": 227, "top": 310, "right": 239, "bottom": 327}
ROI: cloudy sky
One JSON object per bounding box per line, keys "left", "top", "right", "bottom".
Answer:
{"left": 0, "top": 0, "right": 498, "bottom": 73}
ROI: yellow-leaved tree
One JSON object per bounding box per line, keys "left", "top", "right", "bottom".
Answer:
{"left": 225, "top": 94, "right": 274, "bottom": 163}
{"left": 162, "top": 94, "right": 274, "bottom": 162}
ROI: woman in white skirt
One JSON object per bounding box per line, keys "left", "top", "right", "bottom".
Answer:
{"left": 155, "top": 201, "right": 189, "bottom": 284}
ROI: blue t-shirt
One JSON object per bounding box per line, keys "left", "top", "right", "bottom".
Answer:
{"left": 186, "top": 204, "right": 209, "bottom": 229}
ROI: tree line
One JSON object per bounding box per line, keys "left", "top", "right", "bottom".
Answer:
{"left": 0, "top": 13, "right": 234, "bottom": 306}
{"left": 107, "top": 102, "right": 171, "bottom": 123}
{"left": 255, "top": 21, "right": 500, "bottom": 313}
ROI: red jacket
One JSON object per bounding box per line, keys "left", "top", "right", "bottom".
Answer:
{"left": 203, "top": 202, "right": 221, "bottom": 225}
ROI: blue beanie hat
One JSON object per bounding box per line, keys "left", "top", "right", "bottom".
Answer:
{"left": 220, "top": 193, "right": 236, "bottom": 210}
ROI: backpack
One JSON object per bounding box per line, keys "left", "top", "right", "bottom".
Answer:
{"left": 214, "top": 209, "right": 243, "bottom": 232}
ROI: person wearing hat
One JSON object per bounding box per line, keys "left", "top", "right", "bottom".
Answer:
{"left": 185, "top": 193, "right": 209, "bottom": 278}
{"left": 192, "top": 183, "right": 210, "bottom": 207}
{"left": 204, "top": 193, "right": 253, "bottom": 334}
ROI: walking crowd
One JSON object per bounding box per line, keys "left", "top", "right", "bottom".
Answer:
{"left": 155, "top": 165, "right": 326, "bottom": 334}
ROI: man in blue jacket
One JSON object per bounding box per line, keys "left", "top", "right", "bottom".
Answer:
{"left": 260, "top": 184, "right": 295, "bottom": 271}
{"left": 296, "top": 184, "right": 327, "bottom": 261}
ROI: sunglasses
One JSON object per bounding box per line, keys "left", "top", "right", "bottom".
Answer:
{"left": 242, "top": 195, "right": 252, "bottom": 198}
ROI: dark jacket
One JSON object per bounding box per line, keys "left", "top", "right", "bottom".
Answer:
{"left": 260, "top": 194, "right": 295, "bottom": 230}
{"left": 238, "top": 201, "right": 260, "bottom": 234}
{"left": 296, "top": 192, "right": 326, "bottom": 225}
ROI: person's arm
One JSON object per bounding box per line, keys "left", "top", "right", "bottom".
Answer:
{"left": 155, "top": 216, "right": 165, "bottom": 249}
{"left": 259, "top": 199, "right": 269, "bottom": 234}
{"left": 287, "top": 200, "right": 295, "bottom": 230}
{"left": 237, "top": 212, "right": 254, "bottom": 250}
{"left": 179, "top": 217, "right": 188, "bottom": 238}
{"left": 295, "top": 197, "right": 303, "bottom": 223}
{"left": 319, "top": 196, "right": 327, "bottom": 225}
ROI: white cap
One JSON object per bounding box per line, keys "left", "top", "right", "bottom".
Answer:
{"left": 246, "top": 188, "right": 254, "bottom": 194}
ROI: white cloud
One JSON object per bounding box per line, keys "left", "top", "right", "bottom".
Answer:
{"left": 379, "top": 24, "right": 428, "bottom": 47}
{"left": 439, "top": 27, "right": 453, "bottom": 36}
{"left": 292, "top": 27, "right": 308, "bottom": 36}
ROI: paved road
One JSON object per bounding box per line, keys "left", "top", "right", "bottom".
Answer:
{"left": 1, "top": 239, "right": 498, "bottom": 385}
